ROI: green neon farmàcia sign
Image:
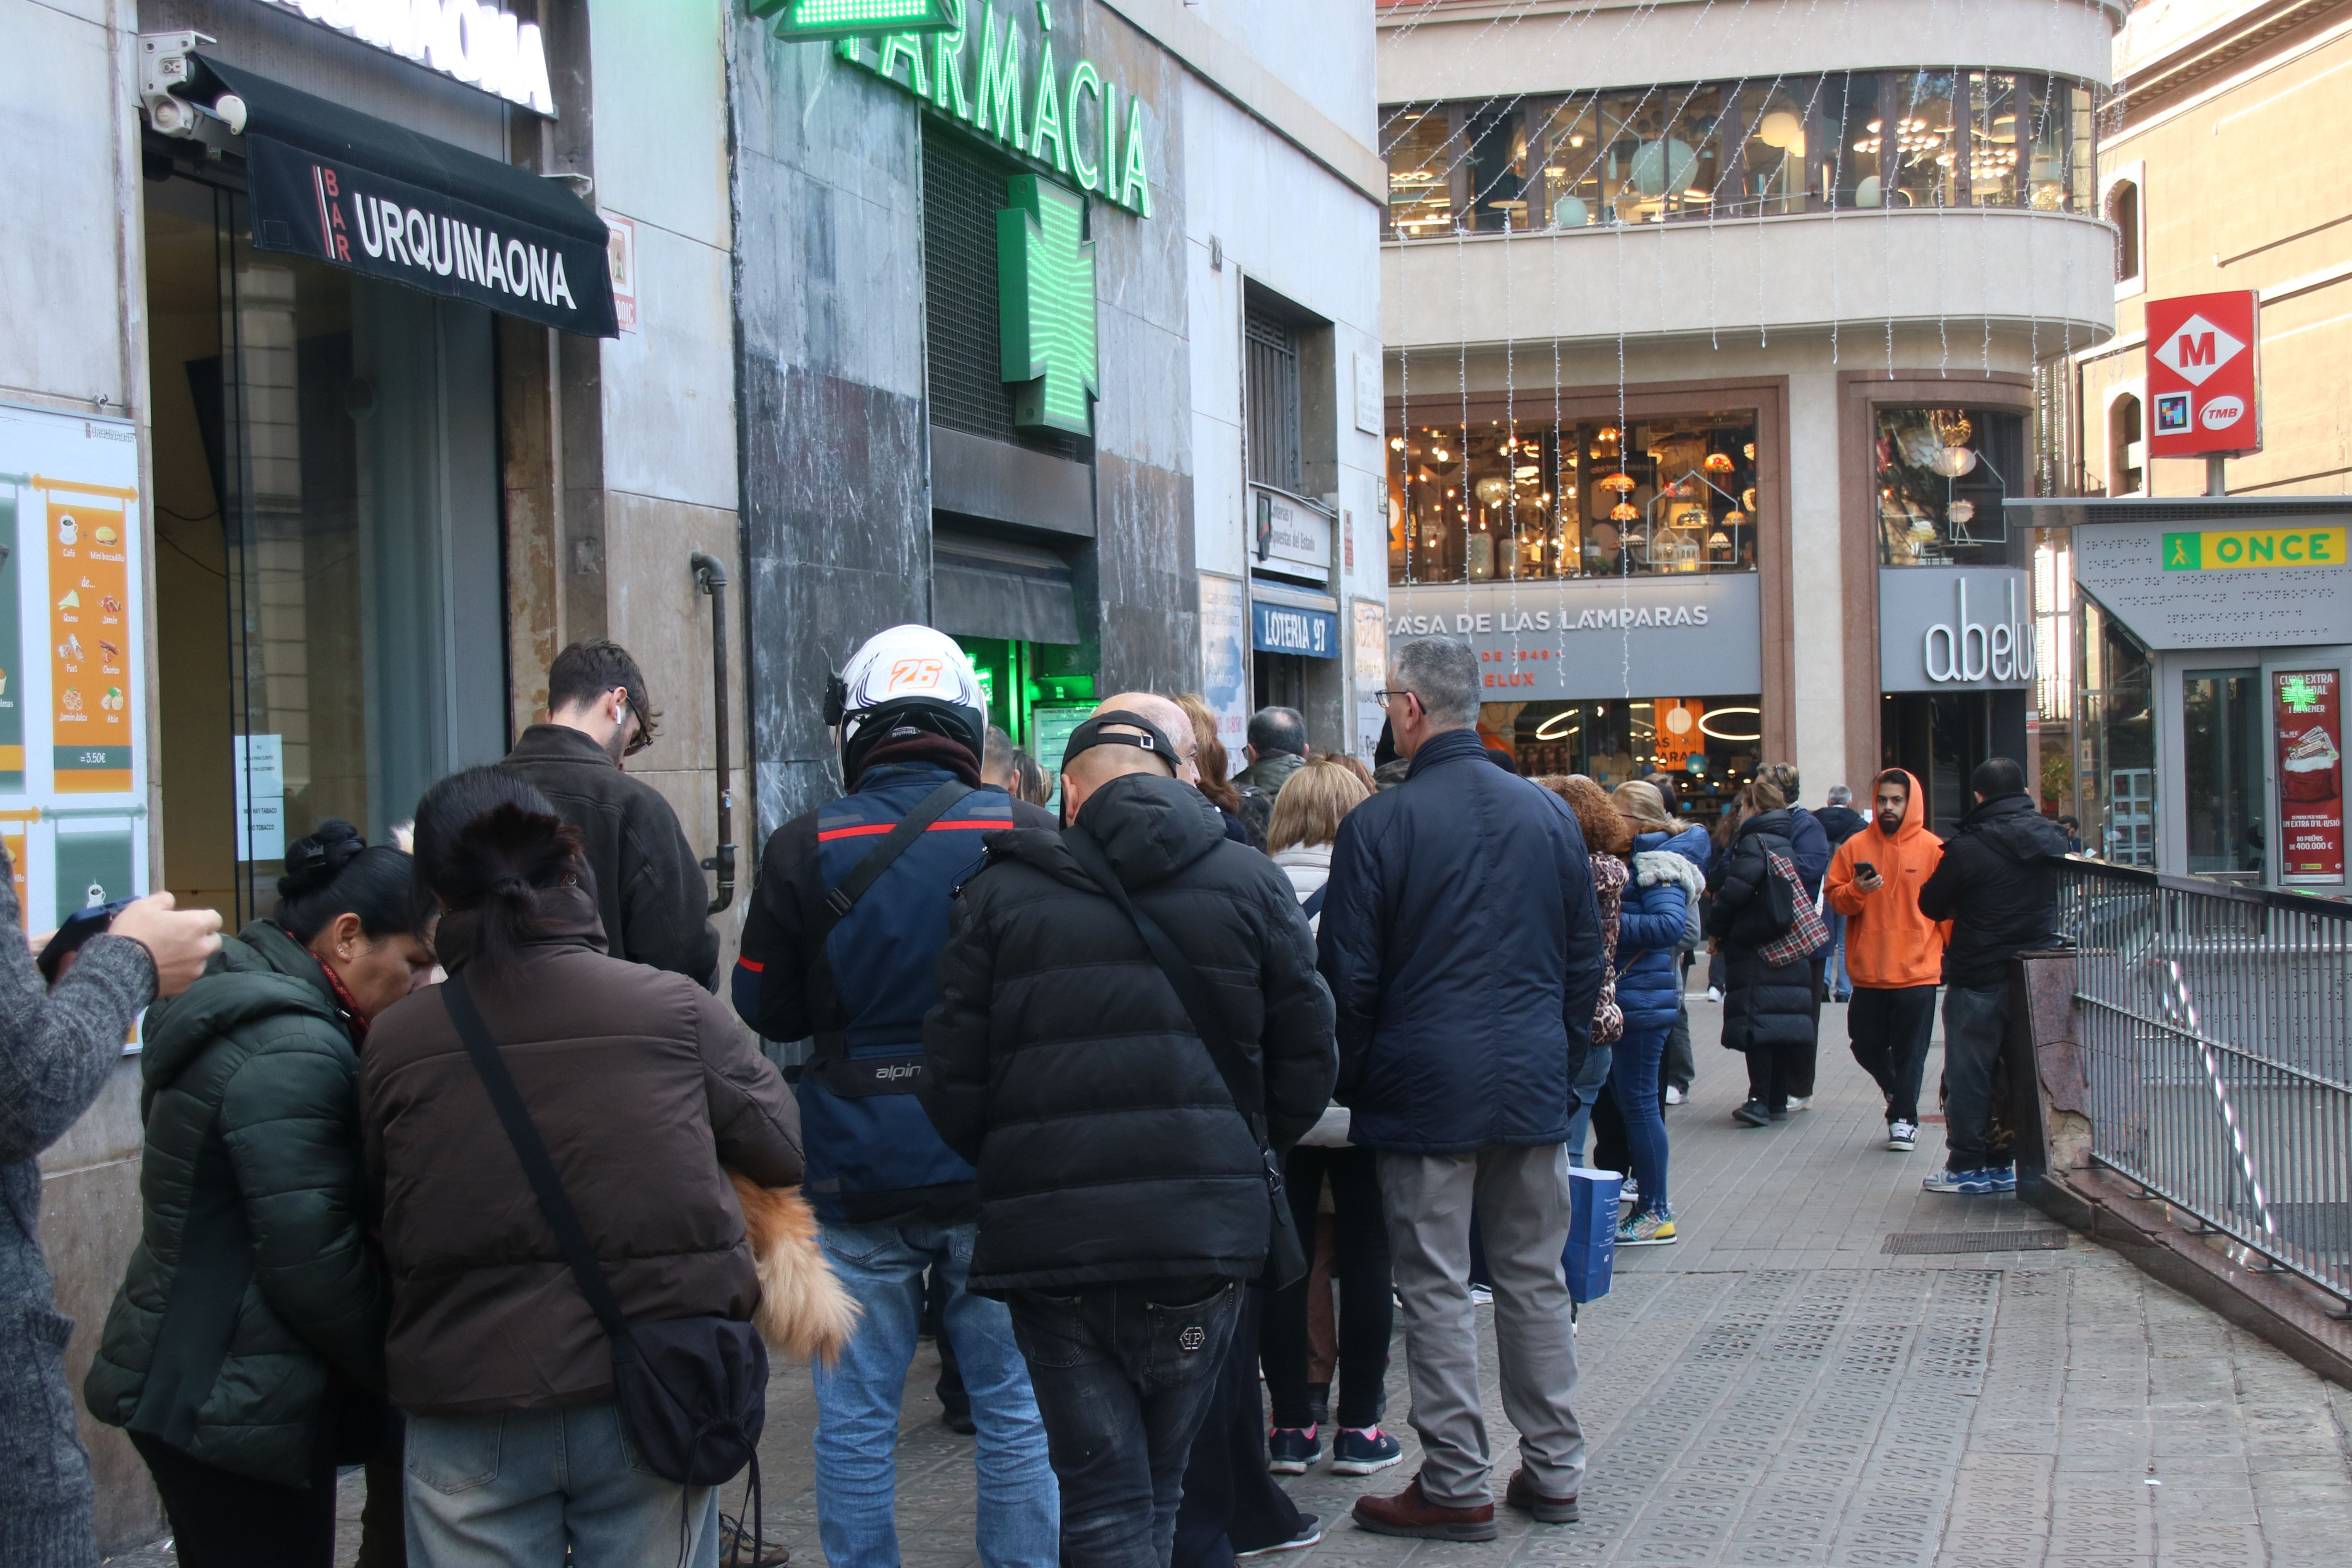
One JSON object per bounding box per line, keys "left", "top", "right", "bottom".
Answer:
{"left": 786, "top": 0, "right": 1155, "bottom": 219}
{"left": 749, "top": 0, "right": 960, "bottom": 41}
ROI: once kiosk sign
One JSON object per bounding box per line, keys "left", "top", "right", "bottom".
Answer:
{"left": 1878, "top": 568, "right": 2034, "bottom": 691}
{"left": 2071, "top": 509, "right": 2352, "bottom": 651}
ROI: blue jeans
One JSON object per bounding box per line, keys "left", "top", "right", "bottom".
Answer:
{"left": 1009, "top": 1280, "right": 1243, "bottom": 1568}
{"left": 815, "top": 1222, "right": 1057, "bottom": 1568}
{"left": 403, "top": 1401, "right": 718, "bottom": 1568}
{"left": 1609, "top": 1021, "right": 1672, "bottom": 1212}
{"left": 1564, "top": 1042, "right": 1613, "bottom": 1167}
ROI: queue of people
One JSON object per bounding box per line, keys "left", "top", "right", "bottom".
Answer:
{"left": 0, "top": 625, "right": 2071, "bottom": 1568}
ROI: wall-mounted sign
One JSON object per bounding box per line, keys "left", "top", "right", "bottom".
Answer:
{"left": 1387, "top": 576, "right": 1762, "bottom": 701}
{"left": 1353, "top": 598, "right": 1387, "bottom": 759}
{"left": 249, "top": 0, "right": 556, "bottom": 115}
{"left": 2274, "top": 668, "right": 2342, "bottom": 885}
{"left": 2146, "top": 290, "right": 2261, "bottom": 459}
{"left": 1878, "top": 568, "right": 2034, "bottom": 692}
{"left": 752, "top": 0, "right": 959, "bottom": 40}
{"left": 0, "top": 404, "right": 152, "bottom": 928}
{"left": 999, "top": 176, "right": 1097, "bottom": 434}
{"left": 1252, "top": 486, "right": 1332, "bottom": 583}
{"left": 605, "top": 212, "right": 639, "bottom": 333}
{"left": 830, "top": 0, "right": 1156, "bottom": 217}
{"left": 1253, "top": 599, "right": 1337, "bottom": 658}
{"left": 2072, "top": 511, "right": 2352, "bottom": 650}
{"left": 1198, "top": 573, "right": 1249, "bottom": 768}
{"left": 2161, "top": 527, "right": 2341, "bottom": 571}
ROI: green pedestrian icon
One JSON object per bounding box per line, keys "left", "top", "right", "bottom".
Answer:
{"left": 998, "top": 175, "right": 1098, "bottom": 436}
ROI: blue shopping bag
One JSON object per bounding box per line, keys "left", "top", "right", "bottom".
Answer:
{"left": 1564, "top": 1166, "right": 1621, "bottom": 1303}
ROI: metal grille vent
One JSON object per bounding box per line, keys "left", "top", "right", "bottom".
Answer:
{"left": 1881, "top": 1229, "right": 2071, "bottom": 1254}
{"left": 922, "top": 125, "right": 1087, "bottom": 462}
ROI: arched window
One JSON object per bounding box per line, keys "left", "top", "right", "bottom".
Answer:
{"left": 2107, "top": 180, "right": 2141, "bottom": 284}
{"left": 2110, "top": 394, "right": 2144, "bottom": 496}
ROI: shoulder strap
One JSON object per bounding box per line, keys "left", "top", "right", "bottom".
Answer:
{"left": 441, "top": 974, "right": 636, "bottom": 1354}
{"left": 814, "top": 781, "right": 975, "bottom": 931}
{"left": 1062, "top": 824, "right": 1268, "bottom": 1146}
{"left": 127, "top": 1112, "right": 256, "bottom": 1448}
{"left": 1299, "top": 884, "right": 1328, "bottom": 921}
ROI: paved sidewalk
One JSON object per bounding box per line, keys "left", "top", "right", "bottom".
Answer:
{"left": 110, "top": 1000, "right": 2352, "bottom": 1567}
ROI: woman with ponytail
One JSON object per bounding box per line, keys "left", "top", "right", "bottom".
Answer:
{"left": 86, "top": 820, "right": 433, "bottom": 1566}
{"left": 359, "top": 768, "right": 803, "bottom": 1567}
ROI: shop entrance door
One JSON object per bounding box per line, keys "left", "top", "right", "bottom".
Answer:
{"left": 146, "top": 175, "right": 507, "bottom": 925}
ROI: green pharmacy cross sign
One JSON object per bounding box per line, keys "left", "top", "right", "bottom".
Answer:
{"left": 2281, "top": 675, "right": 2325, "bottom": 714}
{"left": 748, "top": 0, "right": 959, "bottom": 40}
{"left": 999, "top": 176, "right": 1097, "bottom": 434}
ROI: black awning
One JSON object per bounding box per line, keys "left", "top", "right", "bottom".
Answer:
{"left": 932, "top": 530, "right": 1082, "bottom": 645}
{"left": 190, "top": 56, "right": 616, "bottom": 338}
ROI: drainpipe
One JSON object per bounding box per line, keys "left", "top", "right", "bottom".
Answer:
{"left": 690, "top": 551, "right": 736, "bottom": 913}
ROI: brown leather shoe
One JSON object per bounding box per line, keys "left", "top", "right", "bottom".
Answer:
{"left": 1351, "top": 1473, "right": 1499, "bottom": 1541}
{"left": 1504, "top": 1467, "right": 1581, "bottom": 1524}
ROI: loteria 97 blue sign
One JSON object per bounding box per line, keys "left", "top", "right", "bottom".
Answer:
{"left": 1253, "top": 601, "right": 1337, "bottom": 659}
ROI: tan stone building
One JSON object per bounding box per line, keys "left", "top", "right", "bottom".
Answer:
{"left": 2070, "top": 0, "right": 2352, "bottom": 500}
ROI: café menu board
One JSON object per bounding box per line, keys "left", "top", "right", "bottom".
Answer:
{"left": 0, "top": 402, "right": 148, "bottom": 926}
{"left": 2275, "top": 669, "right": 2345, "bottom": 886}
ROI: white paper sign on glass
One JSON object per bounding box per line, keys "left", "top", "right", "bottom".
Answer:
{"left": 233, "top": 733, "right": 286, "bottom": 863}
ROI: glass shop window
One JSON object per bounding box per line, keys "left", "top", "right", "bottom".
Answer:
{"left": 1876, "top": 407, "right": 2025, "bottom": 568}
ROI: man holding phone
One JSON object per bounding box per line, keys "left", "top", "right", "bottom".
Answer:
{"left": 1824, "top": 770, "right": 1948, "bottom": 1152}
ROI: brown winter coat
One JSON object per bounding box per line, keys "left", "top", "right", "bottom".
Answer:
{"left": 358, "top": 887, "right": 802, "bottom": 1416}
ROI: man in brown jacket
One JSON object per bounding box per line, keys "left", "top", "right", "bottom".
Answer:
{"left": 361, "top": 774, "right": 800, "bottom": 1563}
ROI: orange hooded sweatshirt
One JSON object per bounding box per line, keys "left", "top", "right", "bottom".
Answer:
{"left": 1825, "top": 769, "right": 1950, "bottom": 990}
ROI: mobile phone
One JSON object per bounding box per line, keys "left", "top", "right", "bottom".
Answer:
{"left": 1855, "top": 862, "right": 1878, "bottom": 878}
{"left": 40, "top": 897, "right": 136, "bottom": 984}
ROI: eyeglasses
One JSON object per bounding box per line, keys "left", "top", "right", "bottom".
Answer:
{"left": 1372, "top": 689, "right": 1419, "bottom": 711}
{"left": 619, "top": 691, "right": 653, "bottom": 757}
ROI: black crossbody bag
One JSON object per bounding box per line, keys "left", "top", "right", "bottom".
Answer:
{"left": 1063, "top": 825, "right": 1309, "bottom": 1291}
{"left": 440, "top": 974, "right": 767, "bottom": 1493}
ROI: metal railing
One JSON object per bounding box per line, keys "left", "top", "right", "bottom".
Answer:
{"left": 2056, "top": 859, "right": 2352, "bottom": 1306}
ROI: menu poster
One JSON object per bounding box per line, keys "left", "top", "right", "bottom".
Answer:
{"left": 0, "top": 491, "right": 19, "bottom": 791}
{"left": 50, "top": 495, "right": 132, "bottom": 792}
{"left": 2274, "top": 669, "right": 2344, "bottom": 885}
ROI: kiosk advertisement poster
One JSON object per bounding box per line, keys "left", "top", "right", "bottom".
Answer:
{"left": 2274, "top": 669, "right": 2343, "bottom": 885}
{"left": 0, "top": 403, "right": 150, "bottom": 927}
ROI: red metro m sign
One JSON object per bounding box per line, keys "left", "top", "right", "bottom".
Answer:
{"left": 2146, "top": 290, "right": 2262, "bottom": 459}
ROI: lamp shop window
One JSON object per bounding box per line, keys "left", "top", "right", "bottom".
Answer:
{"left": 1388, "top": 411, "right": 1760, "bottom": 586}
{"left": 1382, "top": 68, "right": 2097, "bottom": 238}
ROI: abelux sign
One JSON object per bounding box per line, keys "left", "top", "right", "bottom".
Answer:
{"left": 2146, "top": 290, "right": 2262, "bottom": 458}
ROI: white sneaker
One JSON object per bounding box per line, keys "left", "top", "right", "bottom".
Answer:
{"left": 1705, "top": 986, "right": 1723, "bottom": 1003}
{"left": 1664, "top": 1085, "right": 1687, "bottom": 1106}
{"left": 1887, "top": 1120, "right": 1918, "bottom": 1151}
{"left": 1468, "top": 1284, "right": 1494, "bottom": 1306}
{"left": 1785, "top": 1095, "right": 1811, "bottom": 1111}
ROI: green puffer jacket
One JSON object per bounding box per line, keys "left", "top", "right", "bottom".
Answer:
{"left": 84, "top": 920, "right": 387, "bottom": 1488}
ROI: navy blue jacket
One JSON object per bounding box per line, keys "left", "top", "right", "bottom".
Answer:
{"left": 734, "top": 761, "right": 1054, "bottom": 1225}
{"left": 1316, "top": 728, "right": 1605, "bottom": 1154}
{"left": 1617, "top": 832, "right": 1703, "bottom": 1031}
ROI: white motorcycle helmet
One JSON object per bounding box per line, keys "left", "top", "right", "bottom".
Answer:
{"left": 826, "top": 625, "right": 990, "bottom": 783}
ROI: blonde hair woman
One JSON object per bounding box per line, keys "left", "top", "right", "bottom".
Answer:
{"left": 1257, "top": 757, "right": 1399, "bottom": 1477}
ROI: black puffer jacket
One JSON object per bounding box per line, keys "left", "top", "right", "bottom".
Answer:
{"left": 1705, "top": 809, "right": 1817, "bottom": 1051}
{"left": 1918, "top": 791, "right": 2071, "bottom": 988}
{"left": 920, "top": 773, "right": 1336, "bottom": 1295}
